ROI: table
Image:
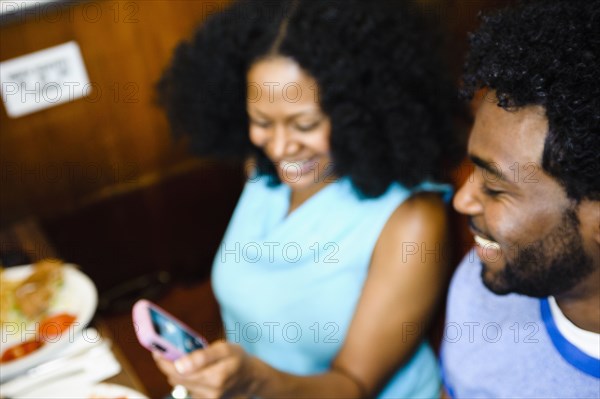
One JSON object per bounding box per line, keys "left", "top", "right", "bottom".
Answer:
{"left": 95, "top": 321, "right": 149, "bottom": 396}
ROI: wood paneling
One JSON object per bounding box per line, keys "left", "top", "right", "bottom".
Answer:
{"left": 0, "top": 0, "right": 511, "bottom": 228}
{"left": 41, "top": 159, "right": 244, "bottom": 294}
{"left": 0, "top": 0, "right": 231, "bottom": 226}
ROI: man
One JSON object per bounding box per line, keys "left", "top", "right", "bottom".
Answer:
{"left": 441, "top": 1, "right": 599, "bottom": 397}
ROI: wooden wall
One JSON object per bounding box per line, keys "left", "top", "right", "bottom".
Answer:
{"left": 0, "top": 0, "right": 232, "bottom": 226}
{"left": 0, "top": 0, "right": 510, "bottom": 232}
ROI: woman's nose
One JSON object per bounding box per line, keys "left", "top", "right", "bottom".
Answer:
{"left": 269, "top": 127, "right": 299, "bottom": 159}
{"left": 453, "top": 174, "right": 483, "bottom": 216}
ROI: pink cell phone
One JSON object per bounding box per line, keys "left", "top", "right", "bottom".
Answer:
{"left": 132, "top": 299, "right": 208, "bottom": 361}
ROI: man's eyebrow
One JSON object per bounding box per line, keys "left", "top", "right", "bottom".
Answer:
{"left": 469, "top": 154, "right": 510, "bottom": 183}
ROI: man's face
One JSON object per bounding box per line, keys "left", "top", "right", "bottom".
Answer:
{"left": 453, "top": 94, "right": 596, "bottom": 297}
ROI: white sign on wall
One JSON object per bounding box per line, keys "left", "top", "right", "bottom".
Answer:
{"left": 0, "top": 41, "right": 91, "bottom": 118}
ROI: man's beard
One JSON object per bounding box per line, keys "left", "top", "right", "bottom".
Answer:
{"left": 481, "top": 208, "right": 595, "bottom": 297}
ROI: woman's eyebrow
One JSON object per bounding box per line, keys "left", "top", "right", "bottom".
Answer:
{"left": 247, "top": 107, "right": 321, "bottom": 120}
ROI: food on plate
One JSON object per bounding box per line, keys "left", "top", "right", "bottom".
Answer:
{"left": 15, "top": 259, "right": 64, "bottom": 319}
{"left": 0, "top": 271, "right": 18, "bottom": 325}
{"left": 0, "top": 312, "right": 77, "bottom": 363}
{"left": 0, "top": 339, "right": 44, "bottom": 363}
{"left": 39, "top": 312, "right": 77, "bottom": 340}
{"left": 0, "top": 259, "right": 64, "bottom": 325}
{"left": 0, "top": 260, "right": 78, "bottom": 363}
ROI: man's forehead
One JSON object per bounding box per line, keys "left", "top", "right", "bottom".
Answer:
{"left": 468, "top": 98, "right": 548, "bottom": 169}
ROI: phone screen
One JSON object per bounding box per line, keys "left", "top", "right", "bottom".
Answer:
{"left": 150, "top": 307, "right": 205, "bottom": 353}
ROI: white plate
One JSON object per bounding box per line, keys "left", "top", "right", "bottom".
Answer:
{"left": 22, "top": 382, "right": 148, "bottom": 399}
{"left": 0, "top": 264, "right": 98, "bottom": 382}
{"left": 90, "top": 383, "right": 148, "bottom": 398}
{"left": 87, "top": 383, "right": 149, "bottom": 398}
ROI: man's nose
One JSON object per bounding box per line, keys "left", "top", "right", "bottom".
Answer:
{"left": 453, "top": 174, "right": 483, "bottom": 216}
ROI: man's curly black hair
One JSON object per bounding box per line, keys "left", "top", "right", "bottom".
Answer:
{"left": 158, "top": 0, "right": 462, "bottom": 197}
{"left": 462, "top": 0, "right": 599, "bottom": 202}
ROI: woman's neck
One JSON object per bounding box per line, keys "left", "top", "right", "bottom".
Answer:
{"left": 287, "top": 180, "right": 332, "bottom": 216}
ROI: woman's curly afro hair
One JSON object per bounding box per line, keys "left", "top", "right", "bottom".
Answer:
{"left": 158, "top": 0, "right": 462, "bottom": 197}
{"left": 462, "top": 0, "right": 599, "bottom": 201}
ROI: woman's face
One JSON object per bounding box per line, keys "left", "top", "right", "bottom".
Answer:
{"left": 247, "top": 57, "right": 333, "bottom": 194}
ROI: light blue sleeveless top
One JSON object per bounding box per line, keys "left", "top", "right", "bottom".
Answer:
{"left": 212, "top": 176, "right": 450, "bottom": 398}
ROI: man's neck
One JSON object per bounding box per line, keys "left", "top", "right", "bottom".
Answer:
{"left": 555, "top": 268, "right": 600, "bottom": 333}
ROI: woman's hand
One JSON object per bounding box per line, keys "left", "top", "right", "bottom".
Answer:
{"left": 153, "top": 341, "right": 261, "bottom": 399}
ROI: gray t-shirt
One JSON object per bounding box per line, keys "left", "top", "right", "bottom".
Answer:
{"left": 441, "top": 250, "right": 600, "bottom": 398}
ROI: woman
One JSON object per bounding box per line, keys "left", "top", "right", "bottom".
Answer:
{"left": 154, "top": 1, "right": 461, "bottom": 397}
